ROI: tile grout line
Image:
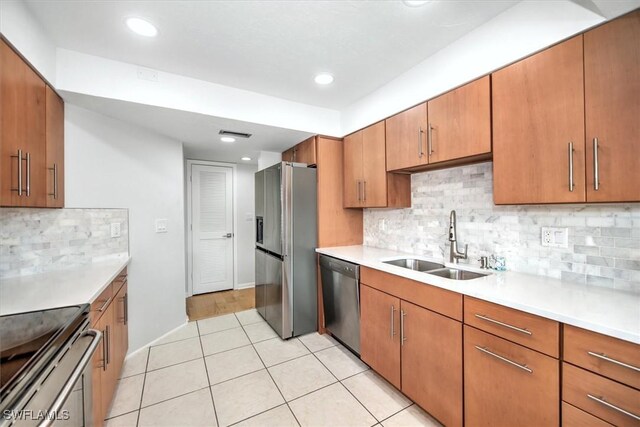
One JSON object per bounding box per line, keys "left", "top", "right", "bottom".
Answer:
{"left": 135, "top": 347, "right": 150, "bottom": 427}
{"left": 236, "top": 312, "right": 302, "bottom": 427}
{"left": 197, "top": 320, "right": 221, "bottom": 427}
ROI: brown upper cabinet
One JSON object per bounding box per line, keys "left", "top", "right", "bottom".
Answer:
{"left": 0, "top": 39, "right": 65, "bottom": 208}
{"left": 282, "top": 136, "right": 317, "bottom": 166}
{"left": 385, "top": 77, "right": 491, "bottom": 172}
{"left": 343, "top": 121, "right": 411, "bottom": 208}
{"left": 584, "top": 10, "right": 640, "bottom": 202}
{"left": 426, "top": 76, "right": 491, "bottom": 164}
{"left": 493, "top": 36, "right": 586, "bottom": 204}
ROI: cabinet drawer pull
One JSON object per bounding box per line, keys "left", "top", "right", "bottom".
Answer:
{"left": 475, "top": 345, "right": 533, "bottom": 373}
{"left": 400, "top": 310, "right": 407, "bottom": 345}
{"left": 568, "top": 142, "right": 575, "bottom": 192}
{"left": 97, "top": 297, "right": 111, "bottom": 313}
{"left": 25, "top": 152, "right": 31, "bottom": 197}
{"left": 417, "top": 128, "right": 424, "bottom": 158}
{"left": 11, "top": 149, "right": 23, "bottom": 196}
{"left": 390, "top": 305, "right": 396, "bottom": 338}
{"left": 428, "top": 123, "right": 434, "bottom": 156}
{"left": 587, "top": 394, "right": 640, "bottom": 421}
{"left": 593, "top": 137, "right": 600, "bottom": 191}
{"left": 474, "top": 313, "right": 532, "bottom": 335}
{"left": 587, "top": 351, "right": 640, "bottom": 373}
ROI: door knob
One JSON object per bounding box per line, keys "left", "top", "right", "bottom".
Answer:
{"left": 223, "top": 233, "right": 234, "bottom": 238}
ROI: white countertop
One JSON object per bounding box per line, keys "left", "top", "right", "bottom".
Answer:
{"left": 316, "top": 245, "right": 640, "bottom": 345}
{"left": 0, "top": 256, "right": 131, "bottom": 316}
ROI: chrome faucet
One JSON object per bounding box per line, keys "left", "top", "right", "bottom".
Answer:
{"left": 448, "top": 210, "right": 468, "bottom": 264}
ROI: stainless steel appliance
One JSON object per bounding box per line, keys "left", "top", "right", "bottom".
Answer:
{"left": 255, "top": 162, "right": 317, "bottom": 339}
{"left": 319, "top": 255, "right": 360, "bottom": 355}
{"left": 0, "top": 305, "right": 101, "bottom": 427}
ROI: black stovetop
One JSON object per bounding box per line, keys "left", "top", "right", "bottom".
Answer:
{"left": 0, "top": 304, "right": 89, "bottom": 397}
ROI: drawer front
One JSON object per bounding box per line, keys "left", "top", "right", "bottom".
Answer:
{"left": 464, "top": 325, "right": 560, "bottom": 427}
{"left": 563, "top": 362, "right": 640, "bottom": 427}
{"left": 361, "top": 267, "right": 462, "bottom": 320}
{"left": 564, "top": 325, "right": 640, "bottom": 389}
{"left": 464, "top": 296, "right": 560, "bottom": 357}
{"left": 563, "top": 402, "right": 613, "bottom": 427}
{"left": 90, "top": 283, "right": 113, "bottom": 325}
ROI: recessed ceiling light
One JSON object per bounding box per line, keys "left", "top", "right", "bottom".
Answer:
{"left": 402, "top": 0, "right": 430, "bottom": 7}
{"left": 220, "top": 136, "right": 236, "bottom": 143}
{"left": 241, "top": 157, "right": 252, "bottom": 161}
{"left": 314, "top": 73, "right": 334, "bottom": 85}
{"left": 126, "top": 17, "right": 158, "bottom": 37}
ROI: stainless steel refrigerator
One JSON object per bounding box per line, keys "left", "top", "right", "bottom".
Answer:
{"left": 255, "top": 162, "right": 317, "bottom": 339}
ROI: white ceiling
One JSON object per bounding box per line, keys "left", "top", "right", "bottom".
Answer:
{"left": 62, "top": 92, "right": 313, "bottom": 164}
{"left": 26, "top": 0, "right": 519, "bottom": 109}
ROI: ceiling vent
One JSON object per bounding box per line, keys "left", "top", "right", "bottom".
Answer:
{"left": 219, "top": 130, "right": 252, "bottom": 139}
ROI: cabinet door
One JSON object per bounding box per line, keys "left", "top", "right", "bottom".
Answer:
{"left": 45, "top": 86, "right": 64, "bottom": 208}
{"left": 584, "top": 11, "right": 640, "bottom": 202}
{"left": 296, "top": 136, "right": 317, "bottom": 166}
{"left": 100, "top": 302, "right": 118, "bottom": 420}
{"left": 464, "top": 325, "right": 560, "bottom": 427}
{"left": 91, "top": 314, "right": 106, "bottom": 427}
{"left": 343, "top": 130, "right": 363, "bottom": 208}
{"left": 0, "top": 40, "right": 46, "bottom": 207}
{"left": 493, "top": 36, "right": 586, "bottom": 204}
{"left": 401, "top": 301, "right": 462, "bottom": 427}
{"left": 360, "top": 284, "right": 401, "bottom": 388}
{"left": 361, "top": 121, "right": 388, "bottom": 207}
{"left": 385, "top": 103, "right": 428, "bottom": 171}
{"left": 427, "top": 76, "right": 491, "bottom": 164}
{"left": 113, "top": 281, "right": 128, "bottom": 377}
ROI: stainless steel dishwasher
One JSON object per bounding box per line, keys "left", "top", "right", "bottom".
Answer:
{"left": 319, "top": 255, "right": 360, "bottom": 355}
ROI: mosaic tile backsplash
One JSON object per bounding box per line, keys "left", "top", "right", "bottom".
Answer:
{"left": 0, "top": 208, "right": 129, "bottom": 278}
{"left": 364, "top": 162, "right": 640, "bottom": 292}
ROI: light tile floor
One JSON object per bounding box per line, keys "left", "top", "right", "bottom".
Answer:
{"left": 105, "top": 309, "right": 441, "bottom": 427}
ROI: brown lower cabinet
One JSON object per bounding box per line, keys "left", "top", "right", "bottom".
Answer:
{"left": 92, "top": 270, "right": 128, "bottom": 426}
{"left": 359, "top": 283, "right": 462, "bottom": 426}
{"left": 464, "top": 325, "right": 560, "bottom": 427}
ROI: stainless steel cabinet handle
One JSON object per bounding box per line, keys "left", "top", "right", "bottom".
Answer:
{"left": 390, "top": 305, "right": 396, "bottom": 338}
{"left": 475, "top": 346, "right": 533, "bottom": 373}
{"left": 418, "top": 128, "right": 424, "bottom": 158}
{"left": 48, "top": 163, "right": 58, "bottom": 199}
{"left": 11, "top": 149, "right": 24, "bottom": 196}
{"left": 105, "top": 325, "right": 111, "bottom": 366}
{"left": 356, "top": 180, "right": 361, "bottom": 202}
{"left": 568, "top": 142, "right": 575, "bottom": 192}
{"left": 474, "top": 313, "right": 532, "bottom": 335}
{"left": 101, "top": 327, "right": 108, "bottom": 371}
{"left": 124, "top": 293, "right": 128, "bottom": 325}
{"left": 97, "top": 297, "right": 111, "bottom": 313}
{"left": 25, "top": 152, "right": 31, "bottom": 197}
{"left": 363, "top": 181, "right": 367, "bottom": 203}
{"left": 593, "top": 137, "right": 600, "bottom": 191}
{"left": 428, "top": 123, "right": 434, "bottom": 157}
{"left": 588, "top": 351, "right": 640, "bottom": 372}
{"left": 400, "top": 310, "right": 406, "bottom": 345}
{"left": 587, "top": 394, "right": 640, "bottom": 421}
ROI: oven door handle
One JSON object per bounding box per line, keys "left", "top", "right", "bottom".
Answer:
{"left": 40, "top": 329, "right": 102, "bottom": 427}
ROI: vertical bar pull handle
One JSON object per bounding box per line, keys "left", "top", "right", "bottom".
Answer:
{"left": 568, "top": 142, "right": 575, "bottom": 192}
{"left": 418, "top": 128, "right": 423, "bottom": 158}
{"left": 363, "top": 181, "right": 367, "bottom": 203}
{"left": 428, "top": 123, "right": 434, "bottom": 157}
{"left": 400, "top": 310, "right": 407, "bottom": 345}
{"left": 356, "top": 180, "right": 361, "bottom": 202}
{"left": 390, "top": 305, "right": 396, "bottom": 338}
{"left": 25, "top": 152, "right": 31, "bottom": 197}
{"left": 48, "top": 163, "right": 58, "bottom": 199}
{"left": 11, "top": 149, "right": 23, "bottom": 196}
{"left": 105, "top": 325, "right": 111, "bottom": 366}
{"left": 593, "top": 137, "right": 600, "bottom": 191}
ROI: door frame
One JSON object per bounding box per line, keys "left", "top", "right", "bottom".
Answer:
{"left": 185, "top": 159, "right": 238, "bottom": 297}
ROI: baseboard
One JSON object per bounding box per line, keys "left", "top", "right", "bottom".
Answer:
{"left": 235, "top": 281, "right": 255, "bottom": 290}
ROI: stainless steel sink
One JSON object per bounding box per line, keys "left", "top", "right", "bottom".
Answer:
{"left": 427, "top": 268, "right": 488, "bottom": 281}
{"left": 383, "top": 258, "right": 445, "bottom": 272}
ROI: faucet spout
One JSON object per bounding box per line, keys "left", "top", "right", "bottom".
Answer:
{"left": 449, "top": 210, "right": 457, "bottom": 242}
{"left": 448, "top": 210, "right": 467, "bottom": 264}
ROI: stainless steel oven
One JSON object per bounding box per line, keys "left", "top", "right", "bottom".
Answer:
{"left": 1, "top": 305, "right": 101, "bottom": 427}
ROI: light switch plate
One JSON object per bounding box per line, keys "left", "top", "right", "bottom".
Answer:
{"left": 541, "top": 227, "right": 568, "bottom": 248}
{"left": 110, "top": 223, "right": 121, "bottom": 238}
{"left": 155, "top": 219, "right": 168, "bottom": 233}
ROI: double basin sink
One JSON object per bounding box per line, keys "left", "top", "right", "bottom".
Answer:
{"left": 383, "top": 258, "right": 488, "bottom": 281}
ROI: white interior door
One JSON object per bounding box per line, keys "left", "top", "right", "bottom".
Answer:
{"left": 192, "top": 164, "right": 234, "bottom": 294}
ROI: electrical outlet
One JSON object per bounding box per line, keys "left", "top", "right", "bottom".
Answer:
{"left": 541, "top": 227, "right": 568, "bottom": 248}
{"left": 155, "top": 219, "right": 168, "bottom": 233}
{"left": 110, "top": 223, "right": 121, "bottom": 238}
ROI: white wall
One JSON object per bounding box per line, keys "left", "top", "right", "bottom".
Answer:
{"left": 258, "top": 151, "right": 282, "bottom": 170}
{"left": 236, "top": 163, "right": 258, "bottom": 287}
{"left": 64, "top": 104, "right": 187, "bottom": 352}
{"left": 0, "top": 0, "right": 57, "bottom": 83}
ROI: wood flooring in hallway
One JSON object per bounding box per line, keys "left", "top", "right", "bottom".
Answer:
{"left": 186, "top": 287, "right": 255, "bottom": 321}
